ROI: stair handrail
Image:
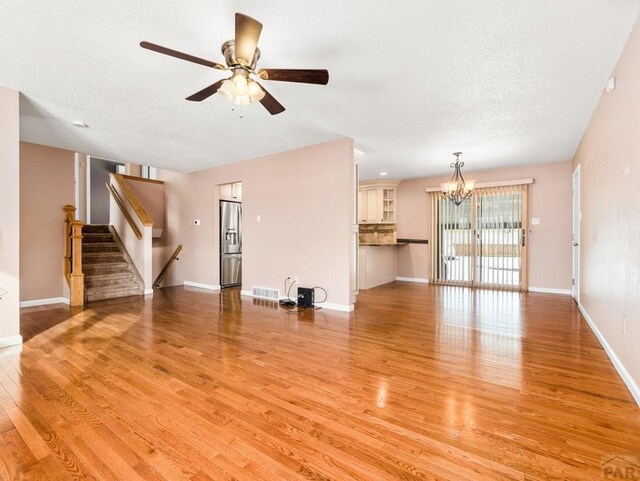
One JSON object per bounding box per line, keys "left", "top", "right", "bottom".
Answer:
{"left": 106, "top": 182, "right": 142, "bottom": 239}
{"left": 110, "top": 173, "right": 154, "bottom": 226}
{"left": 62, "top": 205, "right": 84, "bottom": 306}
{"left": 153, "top": 245, "right": 182, "bottom": 289}
{"left": 107, "top": 173, "right": 157, "bottom": 294}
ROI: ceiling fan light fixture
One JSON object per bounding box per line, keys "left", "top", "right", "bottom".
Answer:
{"left": 247, "top": 80, "right": 265, "bottom": 102}
{"left": 218, "top": 79, "right": 234, "bottom": 102}
{"left": 231, "top": 71, "right": 248, "bottom": 95}
{"left": 218, "top": 72, "right": 264, "bottom": 105}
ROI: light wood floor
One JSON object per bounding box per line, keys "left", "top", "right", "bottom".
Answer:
{"left": 4, "top": 283, "right": 640, "bottom": 480}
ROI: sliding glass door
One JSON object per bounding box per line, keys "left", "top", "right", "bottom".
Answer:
{"left": 430, "top": 185, "right": 528, "bottom": 290}
{"left": 431, "top": 196, "right": 474, "bottom": 285}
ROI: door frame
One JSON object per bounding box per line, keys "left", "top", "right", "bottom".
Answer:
{"left": 572, "top": 165, "right": 581, "bottom": 302}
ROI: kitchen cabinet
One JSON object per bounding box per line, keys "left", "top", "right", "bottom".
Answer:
{"left": 358, "top": 181, "right": 399, "bottom": 224}
{"left": 219, "top": 182, "right": 242, "bottom": 201}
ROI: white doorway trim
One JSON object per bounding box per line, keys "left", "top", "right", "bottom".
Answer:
{"left": 571, "top": 165, "right": 581, "bottom": 302}
{"left": 74, "top": 153, "right": 80, "bottom": 220}
{"left": 86, "top": 155, "right": 92, "bottom": 224}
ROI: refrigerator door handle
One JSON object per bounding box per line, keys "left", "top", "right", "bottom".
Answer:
{"left": 237, "top": 204, "right": 242, "bottom": 253}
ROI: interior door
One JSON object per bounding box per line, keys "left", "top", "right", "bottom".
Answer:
{"left": 572, "top": 166, "right": 580, "bottom": 301}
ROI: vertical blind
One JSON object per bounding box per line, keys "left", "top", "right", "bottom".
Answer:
{"left": 429, "top": 194, "right": 474, "bottom": 286}
{"left": 430, "top": 184, "right": 528, "bottom": 289}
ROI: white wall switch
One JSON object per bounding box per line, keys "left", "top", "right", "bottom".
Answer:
{"left": 531, "top": 217, "right": 540, "bottom": 225}
{"left": 256, "top": 214, "right": 261, "bottom": 223}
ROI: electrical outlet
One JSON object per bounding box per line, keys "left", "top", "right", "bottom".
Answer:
{"left": 294, "top": 276, "right": 299, "bottom": 283}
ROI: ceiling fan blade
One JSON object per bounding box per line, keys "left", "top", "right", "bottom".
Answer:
{"left": 258, "top": 69, "right": 329, "bottom": 85}
{"left": 257, "top": 83, "right": 285, "bottom": 115}
{"left": 140, "top": 41, "right": 225, "bottom": 70}
{"left": 186, "top": 80, "right": 226, "bottom": 102}
{"left": 235, "top": 13, "right": 263, "bottom": 66}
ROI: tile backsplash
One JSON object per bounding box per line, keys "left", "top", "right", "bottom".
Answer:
{"left": 359, "top": 224, "right": 397, "bottom": 244}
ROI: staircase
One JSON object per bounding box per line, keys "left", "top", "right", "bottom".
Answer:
{"left": 82, "top": 225, "right": 144, "bottom": 302}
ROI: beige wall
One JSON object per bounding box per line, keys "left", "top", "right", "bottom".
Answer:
{"left": 155, "top": 138, "right": 355, "bottom": 308}
{"left": 0, "top": 86, "right": 20, "bottom": 342}
{"left": 396, "top": 160, "right": 573, "bottom": 290}
{"left": 572, "top": 15, "right": 640, "bottom": 401}
{"left": 20, "top": 142, "right": 75, "bottom": 301}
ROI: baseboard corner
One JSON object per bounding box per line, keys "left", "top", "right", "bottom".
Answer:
{"left": 578, "top": 302, "right": 640, "bottom": 408}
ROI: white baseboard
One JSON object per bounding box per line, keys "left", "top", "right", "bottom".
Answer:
{"left": 240, "top": 290, "right": 354, "bottom": 312}
{"left": 20, "top": 297, "right": 70, "bottom": 308}
{"left": 318, "top": 302, "right": 354, "bottom": 312}
{"left": 144, "top": 289, "right": 154, "bottom": 296}
{"left": 578, "top": 302, "right": 640, "bottom": 408}
{"left": 528, "top": 287, "right": 572, "bottom": 295}
{"left": 184, "top": 281, "right": 221, "bottom": 291}
{"left": 0, "top": 335, "right": 23, "bottom": 349}
{"left": 396, "top": 277, "right": 429, "bottom": 284}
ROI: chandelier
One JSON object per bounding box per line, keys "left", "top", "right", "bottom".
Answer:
{"left": 440, "top": 152, "right": 475, "bottom": 206}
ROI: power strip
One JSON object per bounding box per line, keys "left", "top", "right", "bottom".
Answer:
{"left": 279, "top": 299, "right": 296, "bottom": 307}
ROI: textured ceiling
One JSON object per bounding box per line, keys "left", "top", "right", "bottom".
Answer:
{"left": 1, "top": 1, "right": 638, "bottom": 179}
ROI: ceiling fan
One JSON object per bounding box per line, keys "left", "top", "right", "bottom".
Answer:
{"left": 140, "top": 13, "right": 329, "bottom": 115}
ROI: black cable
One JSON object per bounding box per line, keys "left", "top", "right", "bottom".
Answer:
{"left": 286, "top": 278, "right": 297, "bottom": 302}
{"left": 281, "top": 276, "right": 298, "bottom": 309}
{"left": 280, "top": 281, "right": 327, "bottom": 313}
{"left": 283, "top": 277, "right": 291, "bottom": 299}
{"left": 312, "top": 286, "right": 328, "bottom": 303}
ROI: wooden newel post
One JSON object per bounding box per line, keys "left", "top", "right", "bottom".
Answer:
{"left": 63, "top": 205, "right": 84, "bottom": 306}
{"left": 69, "top": 221, "right": 84, "bottom": 306}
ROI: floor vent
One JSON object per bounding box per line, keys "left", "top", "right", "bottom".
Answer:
{"left": 252, "top": 286, "right": 280, "bottom": 301}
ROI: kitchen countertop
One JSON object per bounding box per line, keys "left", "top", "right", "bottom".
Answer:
{"left": 359, "top": 243, "right": 408, "bottom": 246}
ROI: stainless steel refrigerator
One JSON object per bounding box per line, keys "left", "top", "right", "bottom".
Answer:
{"left": 220, "top": 201, "right": 242, "bottom": 288}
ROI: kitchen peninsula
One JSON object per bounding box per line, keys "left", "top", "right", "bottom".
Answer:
{"left": 358, "top": 223, "right": 407, "bottom": 289}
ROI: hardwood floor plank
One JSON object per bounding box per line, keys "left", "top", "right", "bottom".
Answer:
{"left": 6, "top": 283, "right": 640, "bottom": 481}
{"left": 0, "top": 434, "right": 21, "bottom": 481}
{"left": 4, "top": 408, "right": 50, "bottom": 461}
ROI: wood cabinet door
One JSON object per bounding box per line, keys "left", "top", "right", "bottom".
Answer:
{"left": 365, "top": 188, "right": 381, "bottom": 223}
{"left": 358, "top": 189, "right": 366, "bottom": 223}
{"left": 219, "top": 183, "right": 233, "bottom": 200}
{"left": 232, "top": 182, "right": 242, "bottom": 201}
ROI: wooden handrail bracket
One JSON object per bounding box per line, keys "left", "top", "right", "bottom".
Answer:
{"left": 106, "top": 182, "right": 142, "bottom": 239}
